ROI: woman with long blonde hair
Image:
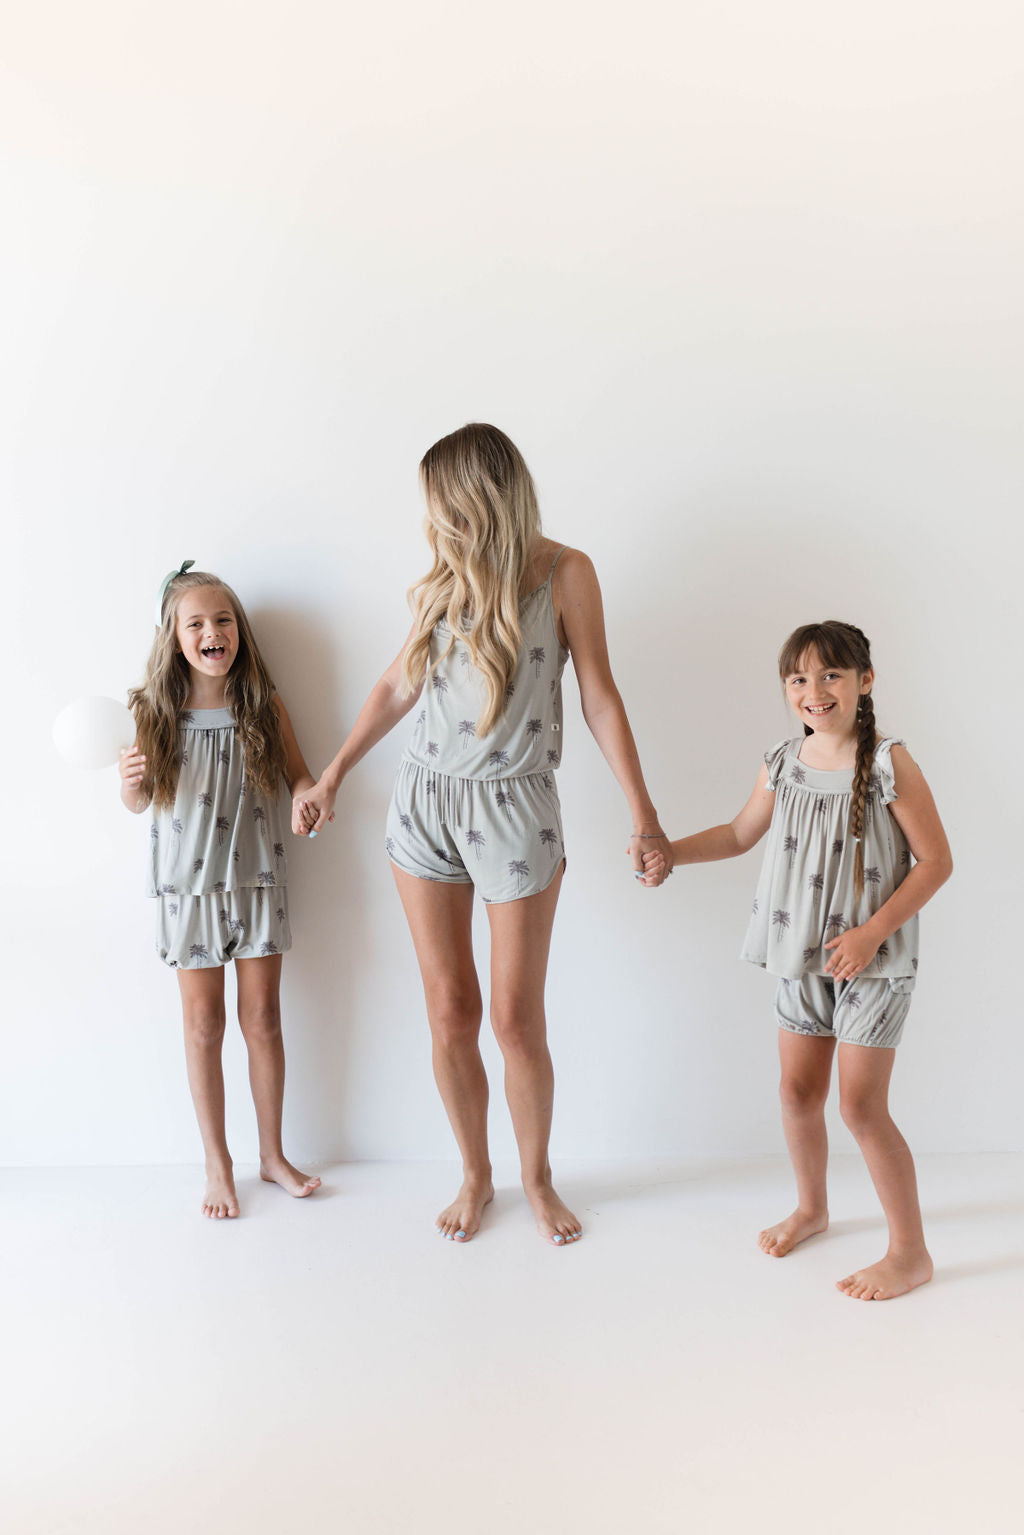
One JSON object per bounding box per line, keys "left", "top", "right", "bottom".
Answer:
{"left": 295, "top": 424, "right": 668, "bottom": 1244}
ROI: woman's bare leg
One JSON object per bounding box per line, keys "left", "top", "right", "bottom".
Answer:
{"left": 759, "top": 1030, "right": 835, "bottom": 1256}
{"left": 486, "top": 864, "right": 579, "bottom": 1246}
{"left": 392, "top": 869, "right": 493, "bottom": 1240}
{"left": 177, "top": 966, "right": 237, "bottom": 1218}
{"left": 236, "top": 954, "right": 320, "bottom": 1199}
{"left": 835, "top": 1043, "right": 932, "bottom": 1299}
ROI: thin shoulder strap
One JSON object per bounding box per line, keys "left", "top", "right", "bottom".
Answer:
{"left": 547, "top": 545, "right": 569, "bottom": 583}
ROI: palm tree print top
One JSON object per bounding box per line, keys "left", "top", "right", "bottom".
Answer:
{"left": 741, "top": 737, "right": 919, "bottom": 980}
{"left": 403, "top": 549, "right": 570, "bottom": 780}
{"left": 146, "top": 707, "right": 288, "bottom": 899}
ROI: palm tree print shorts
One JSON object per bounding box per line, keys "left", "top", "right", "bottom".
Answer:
{"left": 156, "top": 888, "right": 292, "bottom": 968}
{"left": 385, "top": 761, "right": 566, "bottom": 903}
{"left": 774, "top": 973, "right": 914, "bottom": 1048}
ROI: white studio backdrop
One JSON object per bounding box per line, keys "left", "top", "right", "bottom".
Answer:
{"left": 2, "top": 2, "right": 1020, "bottom": 1166}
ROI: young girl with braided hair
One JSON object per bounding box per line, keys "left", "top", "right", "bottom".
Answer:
{"left": 644, "top": 621, "right": 952, "bottom": 1300}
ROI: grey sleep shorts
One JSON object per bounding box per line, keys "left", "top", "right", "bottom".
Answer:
{"left": 775, "top": 973, "right": 914, "bottom": 1049}
{"left": 385, "top": 761, "right": 566, "bottom": 903}
{"left": 156, "top": 887, "right": 292, "bottom": 968}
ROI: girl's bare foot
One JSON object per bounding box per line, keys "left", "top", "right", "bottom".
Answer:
{"left": 259, "top": 1156, "right": 322, "bottom": 1198}
{"left": 203, "top": 1164, "right": 239, "bottom": 1220}
{"left": 836, "top": 1249, "right": 933, "bottom": 1300}
{"left": 524, "top": 1180, "right": 582, "bottom": 1246}
{"left": 436, "top": 1178, "right": 495, "bottom": 1242}
{"left": 758, "top": 1208, "right": 829, "bottom": 1256}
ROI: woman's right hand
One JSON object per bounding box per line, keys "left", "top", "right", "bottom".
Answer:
{"left": 292, "top": 779, "right": 337, "bottom": 836}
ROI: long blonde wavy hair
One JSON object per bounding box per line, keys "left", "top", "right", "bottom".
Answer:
{"left": 401, "top": 423, "right": 541, "bottom": 737}
{"left": 129, "top": 570, "right": 287, "bottom": 808}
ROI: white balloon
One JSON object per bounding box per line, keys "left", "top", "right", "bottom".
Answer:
{"left": 53, "top": 696, "right": 136, "bottom": 769}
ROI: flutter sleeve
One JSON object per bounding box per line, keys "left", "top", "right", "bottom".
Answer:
{"left": 872, "top": 738, "right": 907, "bottom": 806}
{"left": 763, "top": 739, "right": 793, "bottom": 791}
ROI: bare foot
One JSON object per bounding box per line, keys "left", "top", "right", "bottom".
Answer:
{"left": 203, "top": 1165, "right": 239, "bottom": 1220}
{"left": 436, "top": 1177, "right": 494, "bottom": 1242}
{"left": 524, "top": 1181, "right": 582, "bottom": 1247}
{"left": 758, "top": 1208, "right": 829, "bottom": 1257}
{"left": 836, "top": 1249, "right": 933, "bottom": 1301}
{"left": 259, "top": 1156, "right": 322, "bottom": 1198}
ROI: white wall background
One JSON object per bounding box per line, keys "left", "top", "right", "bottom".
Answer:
{"left": 3, "top": 1, "right": 1021, "bottom": 1166}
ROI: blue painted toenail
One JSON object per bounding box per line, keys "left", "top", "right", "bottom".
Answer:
{"left": 553, "top": 1234, "right": 565, "bottom": 1244}
{"left": 456, "top": 1230, "right": 467, "bottom": 1239}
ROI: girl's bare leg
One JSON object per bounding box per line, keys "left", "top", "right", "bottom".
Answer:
{"left": 178, "top": 966, "right": 237, "bottom": 1218}
{"left": 835, "top": 1043, "right": 933, "bottom": 1299}
{"left": 392, "top": 870, "right": 493, "bottom": 1241}
{"left": 235, "top": 954, "right": 320, "bottom": 1198}
{"left": 486, "top": 864, "right": 580, "bottom": 1247}
{"left": 759, "top": 1030, "right": 835, "bottom": 1256}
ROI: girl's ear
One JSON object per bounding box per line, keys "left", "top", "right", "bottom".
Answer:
{"left": 860, "top": 668, "right": 875, "bottom": 693}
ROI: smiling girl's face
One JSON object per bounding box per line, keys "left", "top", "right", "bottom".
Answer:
{"left": 784, "top": 648, "right": 874, "bottom": 740}
{"left": 174, "top": 587, "right": 238, "bottom": 682}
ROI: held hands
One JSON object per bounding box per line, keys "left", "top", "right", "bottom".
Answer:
{"left": 119, "top": 745, "right": 145, "bottom": 791}
{"left": 626, "top": 832, "right": 674, "bottom": 888}
{"left": 824, "top": 924, "right": 880, "bottom": 983}
{"left": 291, "top": 778, "right": 337, "bottom": 837}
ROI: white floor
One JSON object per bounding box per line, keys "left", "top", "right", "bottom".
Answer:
{"left": 4, "top": 1155, "right": 1022, "bottom": 1535}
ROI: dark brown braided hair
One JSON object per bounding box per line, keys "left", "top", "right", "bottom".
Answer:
{"left": 778, "top": 621, "right": 876, "bottom": 897}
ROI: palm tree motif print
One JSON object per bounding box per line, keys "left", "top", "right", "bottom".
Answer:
{"left": 252, "top": 805, "right": 267, "bottom": 837}
{"left": 803, "top": 946, "right": 818, "bottom": 965}
{"left": 831, "top": 838, "right": 844, "bottom": 858}
{"left": 180, "top": 711, "right": 194, "bottom": 726}
{"left": 541, "top": 773, "right": 553, "bottom": 790}
{"left": 875, "top": 941, "right": 890, "bottom": 972}
{"left": 168, "top": 903, "right": 178, "bottom": 918}
{"left": 459, "top": 650, "right": 471, "bottom": 668}
{"left": 399, "top": 813, "right": 414, "bottom": 835}
{"left": 385, "top": 836, "right": 396, "bottom": 857}
{"left": 273, "top": 842, "right": 285, "bottom": 874}
{"left": 258, "top": 869, "right": 275, "bottom": 887}
{"left": 426, "top": 741, "right": 440, "bottom": 760}
{"left": 192, "top": 857, "right": 204, "bottom": 875}
{"left": 467, "top": 829, "right": 486, "bottom": 860}
{"left": 783, "top": 834, "right": 799, "bottom": 868}
{"left": 508, "top": 859, "right": 530, "bottom": 896}
{"left": 529, "top": 646, "right": 546, "bottom": 677}
{"left": 216, "top": 816, "right": 230, "bottom": 847}
{"left": 864, "top": 866, "right": 881, "bottom": 888}
{"left": 807, "top": 872, "right": 824, "bottom": 899}
{"left": 549, "top": 679, "right": 558, "bottom": 696}
{"left": 150, "top": 822, "right": 159, "bottom": 842}
{"left": 416, "top": 709, "right": 426, "bottom": 728}
{"left": 458, "top": 720, "right": 476, "bottom": 749}
{"left": 824, "top": 911, "right": 846, "bottom": 938}
{"left": 233, "top": 849, "right": 241, "bottom": 863}
{"left": 527, "top": 718, "right": 543, "bottom": 740}
{"left": 540, "top": 827, "right": 559, "bottom": 858}
{"left": 198, "top": 792, "right": 212, "bottom": 819}
{"left": 171, "top": 818, "right": 184, "bottom": 856}
{"left": 790, "top": 765, "right": 807, "bottom": 785}
{"left": 431, "top": 673, "right": 448, "bottom": 698}
{"left": 260, "top": 941, "right": 279, "bottom": 956}
{"left": 751, "top": 897, "right": 759, "bottom": 915}
{"left": 496, "top": 789, "right": 516, "bottom": 822}
{"left": 218, "top": 747, "right": 230, "bottom": 767}
{"left": 842, "top": 989, "right": 863, "bottom": 1011}
{"left": 488, "top": 749, "right": 511, "bottom": 769}
{"left": 425, "top": 779, "right": 437, "bottom": 797}
{"left": 212, "top": 881, "right": 226, "bottom": 895}
{"left": 911, "top": 957, "right": 918, "bottom": 971}
{"left": 181, "top": 750, "right": 190, "bottom": 768}
{"left": 189, "top": 943, "right": 209, "bottom": 963}
{"left": 505, "top": 682, "right": 516, "bottom": 702}
{"left": 546, "top": 749, "right": 559, "bottom": 766}
{"left": 815, "top": 796, "right": 830, "bottom": 816}
{"left": 434, "top": 847, "right": 463, "bottom": 871}
{"left": 276, "top": 907, "right": 286, "bottom": 924}
{"left": 899, "top": 849, "right": 911, "bottom": 866}
{"left": 771, "top": 909, "right": 791, "bottom": 935}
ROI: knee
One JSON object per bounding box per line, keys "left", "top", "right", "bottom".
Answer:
{"left": 428, "top": 989, "right": 482, "bottom": 1052}
{"left": 490, "top": 999, "right": 544, "bottom": 1058}
{"left": 779, "top": 1074, "right": 828, "bottom": 1118}
{"left": 184, "top": 1005, "right": 226, "bottom": 1050}
{"left": 839, "top": 1091, "right": 887, "bottom": 1138}
{"left": 238, "top": 1000, "right": 282, "bottom": 1046}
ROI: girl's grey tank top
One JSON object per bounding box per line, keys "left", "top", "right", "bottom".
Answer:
{"left": 402, "top": 549, "right": 570, "bottom": 780}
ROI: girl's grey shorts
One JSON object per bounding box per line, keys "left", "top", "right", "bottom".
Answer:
{"left": 775, "top": 972, "right": 915, "bottom": 1049}
{"left": 156, "top": 887, "right": 292, "bottom": 969}
{"left": 385, "top": 760, "right": 566, "bottom": 903}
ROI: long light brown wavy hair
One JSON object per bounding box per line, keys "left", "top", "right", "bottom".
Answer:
{"left": 129, "top": 570, "right": 287, "bottom": 808}
{"left": 778, "top": 621, "right": 877, "bottom": 899}
{"left": 401, "top": 423, "right": 541, "bottom": 737}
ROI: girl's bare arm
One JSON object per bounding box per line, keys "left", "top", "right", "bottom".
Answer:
{"left": 647, "top": 764, "right": 775, "bottom": 878}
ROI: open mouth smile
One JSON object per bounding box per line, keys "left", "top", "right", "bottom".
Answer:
{"left": 201, "top": 645, "right": 227, "bottom": 660}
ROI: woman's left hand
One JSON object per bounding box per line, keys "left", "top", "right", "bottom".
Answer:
{"left": 824, "top": 925, "right": 880, "bottom": 982}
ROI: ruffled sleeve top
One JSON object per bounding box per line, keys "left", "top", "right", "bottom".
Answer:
{"left": 741, "top": 736, "right": 918, "bottom": 980}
